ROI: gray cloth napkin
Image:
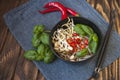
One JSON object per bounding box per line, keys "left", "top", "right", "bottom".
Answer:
{"left": 3, "top": 0, "right": 120, "bottom": 80}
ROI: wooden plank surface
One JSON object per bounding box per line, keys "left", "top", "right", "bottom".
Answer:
{"left": 0, "top": 0, "right": 119, "bottom": 80}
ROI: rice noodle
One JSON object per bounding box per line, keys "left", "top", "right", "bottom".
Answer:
{"left": 52, "top": 18, "right": 74, "bottom": 54}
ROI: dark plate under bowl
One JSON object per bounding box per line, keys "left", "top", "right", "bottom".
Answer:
{"left": 49, "top": 17, "right": 102, "bottom": 62}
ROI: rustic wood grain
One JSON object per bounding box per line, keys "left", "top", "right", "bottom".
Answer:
{"left": 0, "top": 0, "right": 119, "bottom": 80}
{"left": 0, "top": 0, "right": 45, "bottom": 80}
{"left": 87, "top": 0, "right": 120, "bottom": 80}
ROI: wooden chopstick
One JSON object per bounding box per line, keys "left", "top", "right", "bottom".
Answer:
{"left": 88, "top": 9, "right": 115, "bottom": 80}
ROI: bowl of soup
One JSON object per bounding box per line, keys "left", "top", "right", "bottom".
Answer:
{"left": 49, "top": 17, "right": 102, "bottom": 62}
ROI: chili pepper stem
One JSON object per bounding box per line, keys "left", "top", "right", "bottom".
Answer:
{"left": 76, "top": 14, "right": 80, "bottom": 17}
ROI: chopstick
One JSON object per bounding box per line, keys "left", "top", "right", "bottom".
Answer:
{"left": 88, "top": 9, "right": 115, "bottom": 80}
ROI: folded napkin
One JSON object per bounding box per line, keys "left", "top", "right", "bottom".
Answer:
{"left": 4, "top": 0, "right": 120, "bottom": 80}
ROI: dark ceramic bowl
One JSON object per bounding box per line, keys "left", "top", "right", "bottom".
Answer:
{"left": 49, "top": 17, "right": 102, "bottom": 62}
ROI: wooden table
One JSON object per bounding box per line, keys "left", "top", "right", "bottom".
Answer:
{"left": 0, "top": 0, "right": 119, "bottom": 80}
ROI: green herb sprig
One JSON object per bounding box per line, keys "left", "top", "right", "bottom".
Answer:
{"left": 24, "top": 25, "right": 55, "bottom": 64}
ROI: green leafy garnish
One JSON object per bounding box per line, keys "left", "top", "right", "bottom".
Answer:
{"left": 33, "top": 25, "right": 44, "bottom": 34}
{"left": 40, "top": 32, "right": 49, "bottom": 45}
{"left": 24, "top": 25, "right": 55, "bottom": 64}
{"left": 74, "top": 24, "right": 86, "bottom": 35}
{"left": 80, "top": 24, "right": 93, "bottom": 35}
{"left": 89, "top": 40, "right": 98, "bottom": 53}
{"left": 24, "top": 50, "right": 37, "bottom": 60}
{"left": 76, "top": 48, "right": 88, "bottom": 57}
{"left": 92, "top": 33, "right": 98, "bottom": 42}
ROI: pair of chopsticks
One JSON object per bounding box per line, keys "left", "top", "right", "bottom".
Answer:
{"left": 88, "top": 8, "right": 116, "bottom": 80}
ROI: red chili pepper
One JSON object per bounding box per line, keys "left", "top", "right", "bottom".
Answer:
{"left": 72, "top": 47, "right": 78, "bottom": 52}
{"left": 39, "top": 7, "right": 80, "bottom": 17}
{"left": 44, "top": 2, "right": 68, "bottom": 20}
{"left": 67, "top": 38, "right": 73, "bottom": 44}
{"left": 70, "top": 42, "right": 76, "bottom": 47}
{"left": 69, "top": 42, "right": 77, "bottom": 53}
{"left": 39, "top": 7, "right": 79, "bottom": 16}
{"left": 84, "top": 39, "right": 88, "bottom": 45}
{"left": 38, "top": 8, "right": 58, "bottom": 14}
{"left": 72, "top": 33, "right": 79, "bottom": 36}
{"left": 76, "top": 38, "right": 81, "bottom": 44}
{"left": 80, "top": 44, "right": 86, "bottom": 49}
{"left": 66, "top": 7, "right": 80, "bottom": 17}
{"left": 67, "top": 38, "right": 77, "bottom": 48}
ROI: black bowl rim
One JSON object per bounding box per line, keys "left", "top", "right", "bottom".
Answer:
{"left": 49, "top": 17, "right": 102, "bottom": 63}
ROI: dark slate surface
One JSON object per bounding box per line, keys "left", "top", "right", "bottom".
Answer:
{"left": 3, "top": 0, "right": 120, "bottom": 80}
